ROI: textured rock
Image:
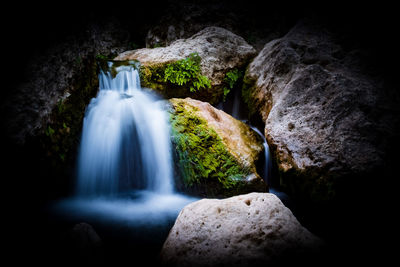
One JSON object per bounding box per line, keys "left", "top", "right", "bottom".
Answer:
{"left": 2, "top": 20, "right": 131, "bottom": 145}
{"left": 243, "top": 20, "right": 400, "bottom": 204}
{"left": 116, "top": 27, "right": 256, "bottom": 104}
{"left": 161, "top": 192, "right": 323, "bottom": 266}
{"left": 145, "top": 2, "right": 239, "bottom": 48}
{"left": 169, "top": 98, "right": 266, "bottom": 197}
{"left": 144, "top": 1, "right": 294, "bottom": 52}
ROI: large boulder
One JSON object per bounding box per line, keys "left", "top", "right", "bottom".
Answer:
{"left": 161, "top": 192, "right": 323, "bottom": 266}
{"left": 242, "top": 21, "right": 400, "bottom": 209}
{"left": 59, "top": 222, "right": 103, "bottom": 266}
{"left": 144, "top": 1, "right": 295, "bottom": 51}
{"left": 115, "top": 27, "right": 256, "bottom": 104}
{"left": 145, "top": 1, "right": 240, "bottom": 48}
{"left": 169, "top": 98, "right": 266, "bottom": 197}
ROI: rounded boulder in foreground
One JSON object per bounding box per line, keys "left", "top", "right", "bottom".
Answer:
{"left": 160, "top": 193, "right": 324, "bottom": 266}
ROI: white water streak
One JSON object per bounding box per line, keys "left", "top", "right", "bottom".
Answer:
{"left": 77, "top": 63, "right": 174, "bottom": 196}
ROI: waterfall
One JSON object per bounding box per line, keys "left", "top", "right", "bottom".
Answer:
{"left": 217, "top": 86, "right": 291, "bottom": 204}
{"left": 77, "top": 62, "right": 174, "bottom": 197}
{"left": 250, "top": 126, "right": 272, "bottom": 186}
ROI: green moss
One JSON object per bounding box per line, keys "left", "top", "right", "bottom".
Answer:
{"left": 151, "top": 43, "right": 164, "bottom": 48}
{"left": 41, "top": 55, "right": 99, "bottom": 166}
{"left": 139, "top": 63, "right": 169, "bottom": 90}
{"left": 223, "top": 69, "right": 243, "bottom": 101}
{"left": 139, "top": 53, "right": 212, "bottom": 93}
{"left": 241, "top": 69, "right": 257, "bottom": 117}
{"left": 137, "top": 53, "right": 223, "bottom": 104}
{"left": 164, "top": 53, "right": 211, "bottom": 92}
{"left": 97, "top": 59, "right": 140, "bottom": 78}
{"left": 169, "top": 100, "right": 251, "bottom": 196}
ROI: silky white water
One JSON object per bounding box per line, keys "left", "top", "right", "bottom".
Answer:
{"left": 77, "top": 63, "right": 174, "bottom": 196}
{"left": 53, "top": 62, "right": 195, "bottom": 230}
{"left": 250, "top": 126, "right": 272, "bottom": 186}
{"left": 250, "top": 126, "right": 290, "bottom": 203}
{"left": 217, "top": 85, "right": 289, "bottom": 203}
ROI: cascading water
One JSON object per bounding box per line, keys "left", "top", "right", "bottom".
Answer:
{"left": 250, "top": 126, "right": 272, "bottom": 187}
{"left": 219, "top": 86, "right": 291, "bottom": 204}
{"left": 52, "top": 61, "right": 195, "bottom": 244}
{"left": 76, "top": 62, "right": 173, "bottom": 196}
{"left": 250, "top": 118, "right": 290, "bottom": 204}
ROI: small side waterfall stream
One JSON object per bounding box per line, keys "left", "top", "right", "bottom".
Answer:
{"left": 249, "top": 126, "right": 272, "bottom": 187}
{"left": 219, "top": 86, "right": 291, "bottom": 204}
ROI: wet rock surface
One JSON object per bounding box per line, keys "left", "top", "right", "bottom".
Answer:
{"left": 169, "top": 98, "right": 266, "bottom": 197}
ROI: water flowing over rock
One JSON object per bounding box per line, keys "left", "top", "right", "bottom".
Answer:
{"left": 243, "top": 20, "right": 400, "bottom": 207}
{"left": 77, "top": 62, "right": 174, "bottom": 196}
{"left": 169, "top": 98, "right": 266, "bottom": 197}
{"left": 161, "top": 192, "right": 323, "bottom": 267}
{"left": 115, "top": 27, "right": 256, "bottom": 104}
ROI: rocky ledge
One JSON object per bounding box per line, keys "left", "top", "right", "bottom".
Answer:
{"left": 116, "top": 27, "right": 256, "bottom": 104}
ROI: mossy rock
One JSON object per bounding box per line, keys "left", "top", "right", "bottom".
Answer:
{"left": 115, "top": 26, "right": 257, "bottom": 104}
{"left": 38, "top": 55, "right": 100, "bottom": 195}
{"left": 168, "top": 98, "right": 267, "bottom": 197}
{"left": 139, "top": 62, "right": 223, "bottom": 104}
{"left": 97, "top": 59, "right": 140, "bottom": 78}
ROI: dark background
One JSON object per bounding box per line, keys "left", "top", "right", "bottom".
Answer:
{"left": 2, "top": 0, "right": 397, "bottom": 98}
{"left": 1, "top": 0, "right": 398, "bottom": 266}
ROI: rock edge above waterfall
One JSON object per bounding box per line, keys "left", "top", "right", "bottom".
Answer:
{"left": 115, "top": 26, "right": 256, "bottom": 104}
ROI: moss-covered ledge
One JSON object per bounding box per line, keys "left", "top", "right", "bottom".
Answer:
{"left": 139, "top": 59, "right": 224, "bottom": 104}
{"left": 168, "top": 98, "right": 267, "bottom": 197}
{"left": 115, "top": 26, "right": 257, "bottom": 104}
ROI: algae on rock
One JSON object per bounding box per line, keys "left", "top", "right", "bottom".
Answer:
{"left": 169, "top": 98, "right": 267, "bottom": 197}
{"left": 115, "top": 26, "right": 256, "bottom": 104}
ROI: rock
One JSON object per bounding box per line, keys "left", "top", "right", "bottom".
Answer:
{"left": 1, "top": 19, "right": 134, "bottom": 199}
{"left": 243, "top": 20, "right": 400, "bottom": 207}
{"left": 70, "top": 222, "right": 102, "bottom": 250}
{"left": 169, "top": 98, "right": 266, "bottom": 197}
{"left": 115, "top": 27, "right": 256, "bottom": 104}
{"left": 144, "top": 1, "right": 294, "bottom": 52}
{"left": 66, "top": 222, "right": 103, "bottom": 265}
{"left": 161, "top": 192, "right": 323, "bottom": 267}
{"left": 2, "top": 20, "right": 131, "bottom": 146}
{"left": 145, "top": 2, "right": 241, "bottom": 48}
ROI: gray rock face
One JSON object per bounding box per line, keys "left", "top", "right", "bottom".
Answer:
{"left": 161, "top": 193, "right": 323, "bottom": 266}
{"left": 144, "top": 1, "right": 293, "bottom": 52}
{"left": 2, "top": 20, "right": 131, "bottom": 145}
{"left": 117, "top": 26, "right": 255, "bottom": 85}
{"left": 145, "top": 2, "right": 239, "bottom": 48}
{"left": 116, "top": 27, "right": 256, "bottom": 104}
{"left": 243, "top": 21, "right": 400, "bottom": 203}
